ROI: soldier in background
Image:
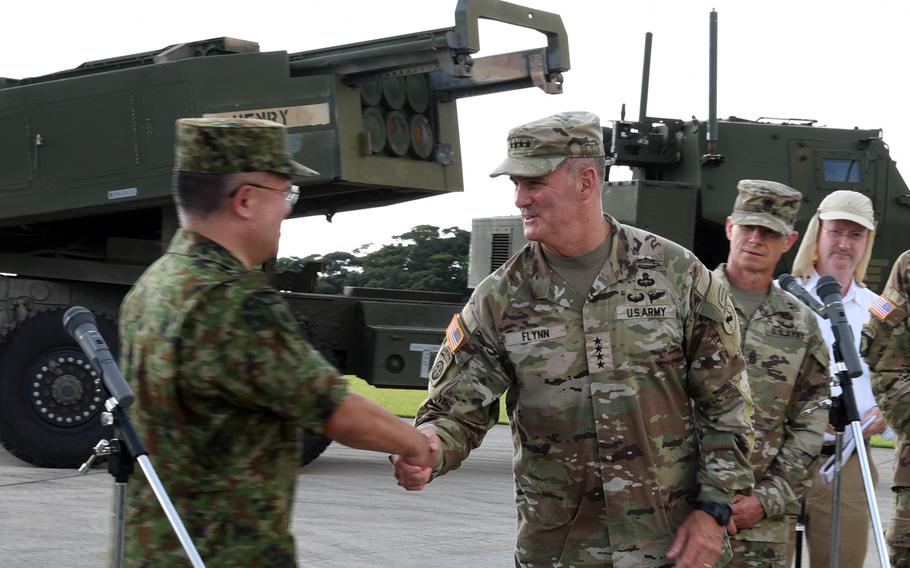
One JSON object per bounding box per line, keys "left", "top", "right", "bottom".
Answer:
{"left": 119, "top": 118, "right": 436, "bottom": 567}
{"left": 866, "top": 250, "right": 910, "bottom": 567}
{"left": 713, "top": 180, "right": 829, "bottom": 567}
{"left": 392, "top": 111, "right": 755, "bottom": 568}
{"left": 787, "top": 189, "right": 887, "bottom": 567}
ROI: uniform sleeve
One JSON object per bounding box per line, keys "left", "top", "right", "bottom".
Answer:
{"left": 684, "top": 264, "right": 755, "bottom": 504}
{"left": 180, "top": 282, "right": 348, "bottom": 434}
{"left": 415, "top": 293, "right": 513, "bottom": 479}
{"left": 754, "top": 324, "right": 829, "bottom": 518}
{"left": 867, "top": 255, "right": 910, "bottom": 430}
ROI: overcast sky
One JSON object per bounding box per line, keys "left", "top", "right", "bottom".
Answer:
{"left": 6, "top": 1, "right": 908, "bottom": 258}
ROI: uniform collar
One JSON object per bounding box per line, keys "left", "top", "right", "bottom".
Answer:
{"left": 527, "top": 213, "right": 631, "bottom": 301}
{"left": 167, "top": 228, "right": 249, "bottom": 277}
{"left": 713, "top": 264, "right": 790, "bottom": 317}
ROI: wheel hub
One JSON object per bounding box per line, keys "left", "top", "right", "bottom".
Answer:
{"left": 50, "top": 374, "right": 84, "bottom": 405}
{"left": 29, "top": 350, "right": 106, "bottom": 427}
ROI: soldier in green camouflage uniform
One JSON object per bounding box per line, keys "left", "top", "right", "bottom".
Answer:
{"left": 712, "top": 181, "right": 829, "bottom": 567}
{"left": 866, "top": 250, "right": 910, "bottom": 567}
{"left": 120, "top": 118, "right": 435, "bottom": 567}
{"left": 393, "top": 112, "right": 755, "bottom": 568}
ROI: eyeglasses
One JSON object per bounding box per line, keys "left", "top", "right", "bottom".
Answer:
{"left": 233, "top": 182, "right": 300, "bottom": 206}
{"left": 822, "top": 227, "right": 866, "bottom": 242}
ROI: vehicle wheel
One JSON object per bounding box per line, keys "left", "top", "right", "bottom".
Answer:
{"left": 298, "top": 322, "right": 338, "bottom": 466}
{"left": 0, "top": 308, "right": 117, "bottom": 468}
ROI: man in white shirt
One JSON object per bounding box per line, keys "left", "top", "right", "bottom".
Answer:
{"left": 787, "top": 189, "right": 886, "bottom": 567}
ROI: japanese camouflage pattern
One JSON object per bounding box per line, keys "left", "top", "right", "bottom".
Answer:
{"left": 714, "top": 267, "right": 828, "bottom": 546}
{"left": 730, "top": 180, "right": 802, "bottom": 236}
{"left": 489, "top": 110, "right": 605, "bottom": 178}
{"left": 865, "top": 251, "right": 910, "bottom": 560}
{"left": 175, "top": 117, "right": 318, "bottom": 177}
{"left": 417, "top": 214, "right": 755, "bottom": 567}
{"left": 119, "top": 229, "right": 348, "bottom": 567}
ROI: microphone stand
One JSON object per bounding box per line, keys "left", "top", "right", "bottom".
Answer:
{"left": 67, "top": 308, "right": 206, "bottom": 568}
{"left": 824, "top": 316, "right": 889, "bottom": 568}
{"left": 81, "top": 400, "right": 205, "bottom": 568}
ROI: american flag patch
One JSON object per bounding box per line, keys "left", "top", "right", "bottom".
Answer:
{"left": 446, "top": 314, "right": 466, "bottom": 352}
{"left": 869, "top": 295, "right": 896, "bottom": 321}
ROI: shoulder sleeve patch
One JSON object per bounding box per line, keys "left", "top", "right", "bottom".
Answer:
{"left": 446, "top": 314, "right": 466, "bottom": 353}
{"left": 869, "top": 292, "right": 900, "bottom": 322}
{"left": 696, "top": 270, "right": 736, "bottom": 333}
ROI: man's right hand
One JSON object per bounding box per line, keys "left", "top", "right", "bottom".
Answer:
{"left": 392, "top": 427, "right": 439, "bottom": 491}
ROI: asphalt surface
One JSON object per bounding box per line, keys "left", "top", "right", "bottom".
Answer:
{"left": 0, "top": 425, "right": 897, "bottom": 567}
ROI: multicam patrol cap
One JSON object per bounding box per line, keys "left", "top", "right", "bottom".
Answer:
{"left": 730, "top": 179, "right": 802, "bottom": 236}
{"left": 489, "top": 111, "right": 604, "bottom": 178}
{"left": 174, "top": 117, "right": 318, "bottom": 177}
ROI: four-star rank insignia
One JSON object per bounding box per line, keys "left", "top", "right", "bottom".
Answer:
{"left": 585, "top": 332, "right": 613, "bottom": 373}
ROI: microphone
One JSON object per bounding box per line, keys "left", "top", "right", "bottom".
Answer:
{"left": 778, "top": 273, "right": 828, "bottom": 319}
{"left": 63, "top": 306, "right": 135, "bottom": 408}
{"left": 816, "top": 275, "right": 863, "bottom": 379}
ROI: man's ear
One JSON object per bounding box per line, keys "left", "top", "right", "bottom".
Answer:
{"left": 228, "top": 184, "right": 256, "bottom": 220}
{"left": 578, "top": 165, "right": 599, "bottom": 199}
{"left": 724, "top": 216, "right": 734, "bottom": 241}
{"left": 781, "top": 230, "right": 800, "bottom": 253}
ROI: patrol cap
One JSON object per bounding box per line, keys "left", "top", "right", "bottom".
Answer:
{"left": 174, "top": 117, "right": 318, "bottom": 178}
{"left": 489, "top": 111, "right": 604, "bottom": 178}
{"left": 817, "top": 189, "right": 876, "bottom": 230}
{"left": 730, "top": 179, "right": 802, "bottom": 236}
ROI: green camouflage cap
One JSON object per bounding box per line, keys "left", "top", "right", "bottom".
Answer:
{"left": 731, "top": 179, "right": 802, "bottom": 236}
{"left": 489, "top": 111, "right": 604, "bottom": 178}
{"left": 174, "top": 117, "right": 318, "bottom": 177}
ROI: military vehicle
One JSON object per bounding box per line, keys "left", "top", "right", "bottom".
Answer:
{"left": 470, "top": 17, "right": 910, "bottom": 291}
{"left": 0, "top": 0, "right": 570, "bottom": 467}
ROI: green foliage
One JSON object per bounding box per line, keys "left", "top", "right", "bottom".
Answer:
{"left": 279, "top": 224, "right": 469, "bottom": 294}
{"left": 871, "top": 434, "right": 895, "bottom": 449}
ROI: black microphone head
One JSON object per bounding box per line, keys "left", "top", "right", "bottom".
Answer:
{"left": 63, "top": 306, "right": 96, "bottom": 337}
{"left": 778, "top": 273, "right": 795, "bottom": 289}
{"left": 816, "top": 275, "right": 842, "bottom": 302}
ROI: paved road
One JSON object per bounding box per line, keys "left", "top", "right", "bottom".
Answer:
{"left": 0, "top": 425, "right": 897, "bottom": 567}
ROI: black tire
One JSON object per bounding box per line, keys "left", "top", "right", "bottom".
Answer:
{"left": 0, "top": 308, "right": 117, "bottom": 468}
{"left": 298, "top": 323, "right": 338, "bottom": 466}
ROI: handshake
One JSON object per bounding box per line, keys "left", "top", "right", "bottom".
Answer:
{"left": 390, "top": 426, "right": 441, "bottom": 491}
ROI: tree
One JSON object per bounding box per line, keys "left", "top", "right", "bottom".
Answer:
{"left": 357, "top": 225, "right": 469, "bottom": 293}
{"left": 278, "top": 225, "right": 469, "bottom": 294}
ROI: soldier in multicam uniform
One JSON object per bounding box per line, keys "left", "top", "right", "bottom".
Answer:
{"left": 392, "top": 111, "right": 755, "bottom": 568}
{"left": 712, "top": 180, "right": 829, "bottom": 567}
{"left": 866, "top": 250, "right": 910, "bottom": 567}
{"left": 119, "top": 118, "right": 436, "bottom": 567}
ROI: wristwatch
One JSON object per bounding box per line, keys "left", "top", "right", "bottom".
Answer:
{"left": 695, "top": 501, "right": 732, "bottom": 526}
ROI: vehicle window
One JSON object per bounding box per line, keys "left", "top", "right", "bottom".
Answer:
{"left": 823, "top": 158, "right": 861, "bottom": 183}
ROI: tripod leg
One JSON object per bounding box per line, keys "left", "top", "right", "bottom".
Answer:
{"left": 114, "top": 482, "right": 127, "bottom": 568}
{"left": 830, "top": 432, "right": 844, "bottom": 568}
{"left": 794, "top": 500, "right": 806, "bottom": 568}
{"left": 851, "top": 421, "right": 891, "bottom": 568}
